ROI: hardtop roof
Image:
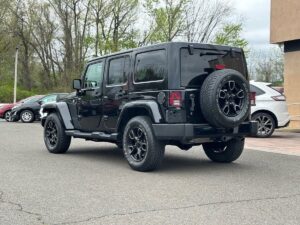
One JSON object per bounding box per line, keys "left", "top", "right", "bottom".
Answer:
{"left": 88, "top": 42, "right": 243, "bottom": 63}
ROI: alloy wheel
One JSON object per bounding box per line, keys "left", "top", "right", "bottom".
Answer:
{"left": 255, "top": 115, "right": 274, "bottom": 136}
{"left": 126, "top": 126, "right": 148, "bottom": 162}
{"left": 22, "top": 111, "right": 33, "bottom": 122}
{"left": 218, "top": 80, "right": 245, "bottom": 117}
{"left": 45, "top": 120, "right": 58, "bottom": 147}
{"left": 4, "top": 111, "right": 11, "bottom": 121}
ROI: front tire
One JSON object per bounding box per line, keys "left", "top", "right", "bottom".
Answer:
{"left": 44, "top": 113, "right": 71, "bottom": 154}
{"left": 20, "top": 110, "right": 35, "bottom": 123}
{"left": 123, "top": 116, "right": 165, "bottom": 172}
{"left": 203, "top": 138, "right": 244, "bottom": 163}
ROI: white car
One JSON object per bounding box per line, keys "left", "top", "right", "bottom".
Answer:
{"left": 250, "top": 81, "right": 290, "bottom": 137}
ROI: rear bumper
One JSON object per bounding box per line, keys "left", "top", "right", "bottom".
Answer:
{"left": 152, "top": 121, "right": 258, "bottom": 144}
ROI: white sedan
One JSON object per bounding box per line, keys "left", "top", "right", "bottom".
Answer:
{"left": 250, "top": 81, "right": 290, "bottom": 137}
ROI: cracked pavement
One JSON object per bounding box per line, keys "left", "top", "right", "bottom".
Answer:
{"left": 0, "top": 121, "right": 300, "bottom": 225}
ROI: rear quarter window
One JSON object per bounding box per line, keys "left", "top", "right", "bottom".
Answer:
{"left": 250, "top": 85, "right": 265, "bottom": 96}
{"left": 134, "top": 50, "right": 167, "bottom": 83}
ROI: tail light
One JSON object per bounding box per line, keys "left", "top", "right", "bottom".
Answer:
{"left": 250, "top": 92, "right": 256, "bottom": 106}
{"left": 169, "top": 91, "right": 182, "bottom": 108}
{"left": 215, "top": 64, "right": 226, "bottom": 70}
{"left": 272, "top": 95, "right": 286, "bottom": 101}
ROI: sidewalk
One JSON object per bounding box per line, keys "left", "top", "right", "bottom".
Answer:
{"left": 245, "top": 132, "right": 300, "bottom": 156}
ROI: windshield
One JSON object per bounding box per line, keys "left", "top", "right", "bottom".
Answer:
{"left": 180, "top": 47, "right": 247, "bottom": 87}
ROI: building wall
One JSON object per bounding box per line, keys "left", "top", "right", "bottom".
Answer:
{"left": 271, "top": 0, "right": 300, "bottom": 43}
{"left": 284, "top": 50, "right": 300, "bottom": 128}
{"left": 271, "top": 0, "right": 300, "bottom": 128}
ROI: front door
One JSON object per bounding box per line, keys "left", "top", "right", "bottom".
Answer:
{"left": 102, "top": 55, "right": 130, "bottom": 133}
{"left": 77, "top": 60, "right": 104, "bottom": 132}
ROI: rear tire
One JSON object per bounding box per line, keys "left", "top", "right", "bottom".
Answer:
{"left": 123, "top": 116, "right": 165, "bottom": 172}
{"left": 203, "top": 138, "right": 244, "bottom": 163}
{"left": 20, "top": 110, "right": 35, "bottom": 123}
{"left": 252, "top": 112, "right": 275, "bottom": 138}
{"left": 44, "top": 113, "right": 71, "bottom": 154}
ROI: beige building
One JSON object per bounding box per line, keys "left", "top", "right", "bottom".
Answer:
{"left": 271, "top": 0, "right": 300, "bottom": 128}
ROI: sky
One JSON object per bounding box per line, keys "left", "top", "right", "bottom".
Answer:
{"left": 230, "top": 0, "right": 272, "bottom": 50}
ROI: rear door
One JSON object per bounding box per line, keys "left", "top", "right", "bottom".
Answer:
{"left": 102, "top": 54, "right": 130, "bottom": 133}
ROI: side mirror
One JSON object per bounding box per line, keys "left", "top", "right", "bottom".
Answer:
{"left": 38, "top": 100, "right": 43, "bottom": 105}
{"left": 73, "top": 79, "right": 81, "bottom": 90}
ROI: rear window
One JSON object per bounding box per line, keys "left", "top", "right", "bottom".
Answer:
{"left": 180, "top": 48, "right": 247, "bottom": 87}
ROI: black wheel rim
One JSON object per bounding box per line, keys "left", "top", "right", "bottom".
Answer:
{"left": 218, "top": 80, "right": 245, "bottom": 117}
{"left": 255, "top": 115, "right": 273, "bottom": 136}
{"left": 45, "top": 120, "right": 58, "bottom": 147}
{"left": 126, "top": 126, "right": 148, "bottom": 162}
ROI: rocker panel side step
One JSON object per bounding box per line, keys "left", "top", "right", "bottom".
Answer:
{"left": 65, "top": 130, "right": 118, "bottom": 141}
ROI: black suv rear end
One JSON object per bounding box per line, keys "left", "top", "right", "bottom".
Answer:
{"left": 41, "top": 42, "right": 257, "bottom": 172}
{"left": 149, "top": 43, "right": 256, "bottom": 144}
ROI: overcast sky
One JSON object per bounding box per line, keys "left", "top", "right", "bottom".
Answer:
{"left": 230, "top": 0, "right": 272, "bottom": 50}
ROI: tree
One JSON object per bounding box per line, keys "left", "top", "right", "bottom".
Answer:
{"left": 214, "top": 23, "right": 248, "bottom": 50}
{"left": 185, "top": 0, "right": 232, "bottom": 43}
{"left": 144, "top": 0, "right": 188, "bottom": 43}
{"left": 248, "top": 47, "right": 284, "bottom": 84}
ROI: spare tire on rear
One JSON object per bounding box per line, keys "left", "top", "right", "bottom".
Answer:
{"left": 200, "top": 69, "right": 250, "bottom": 128}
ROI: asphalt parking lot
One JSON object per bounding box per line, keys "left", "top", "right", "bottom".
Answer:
{"left": 0, "top": 120, "right": 299, "bottom": 225}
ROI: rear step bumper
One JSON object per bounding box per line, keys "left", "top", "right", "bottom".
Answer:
{"left": 152, "top": 121, "right": 258, "bottom": 143}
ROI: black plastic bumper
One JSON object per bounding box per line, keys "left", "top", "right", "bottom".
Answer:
{"left": 152, "top": 121, "right": 258, "bottom": 143}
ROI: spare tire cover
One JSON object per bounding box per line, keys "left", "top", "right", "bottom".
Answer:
{"left": 200, "top": 69, "right": 250, "bottom": 128}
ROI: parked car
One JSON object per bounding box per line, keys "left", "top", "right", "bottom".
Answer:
{"left": 0, "top": 97, "right": 34, "bottom": 121}
{"left": 40, "top": 42, "right": 257, "bottom": 172}
{"left": 250, "top": 81, "right": 290, "bottom": 137}
{"left": 0, "top": 103, "right": 14, "bottom": 121}
{"left": 11, "top": 93, "right": 68, "bottom": 123}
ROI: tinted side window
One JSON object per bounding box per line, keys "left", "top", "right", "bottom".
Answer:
{"left": 135, "top": 50, "right": 167, "bottom": 83}
{"left": 84, "top": 62, "right": 104, "bottom": 88}
{"left": 108, "top": 56, "right": 129, "bottom": 85}
{"left": 41, "top": 95, "right": 57, "bottom": 104}
{"left": 250, "top": 85, "right": 265, "bottom": 96}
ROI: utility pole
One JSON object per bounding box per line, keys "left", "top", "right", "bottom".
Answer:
{"left": 14, "top": 46, "right": 19, "bottom": 103}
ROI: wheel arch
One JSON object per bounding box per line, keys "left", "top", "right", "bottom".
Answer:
{"left": 251, "top": 110, "right": 278, "bottom": 128}
{"left": 117, "top": 101, "right": 162, "bottom": 139}
{"left": 41, "top": 102, "right": 74, "bottom": 129}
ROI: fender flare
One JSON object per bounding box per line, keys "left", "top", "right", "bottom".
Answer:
{"left": 117, "top": 100, "right": 163, "bottom": 130}
{"left": 41, "top": 102, "right": 74, "bottom": 129}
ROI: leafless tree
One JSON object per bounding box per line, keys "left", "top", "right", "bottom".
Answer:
{"left": 185, "top": 0, "right": 232, "bottom": 43}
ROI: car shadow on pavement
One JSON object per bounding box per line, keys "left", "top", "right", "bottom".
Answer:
{"left": 66, "top": 146, "right": 253, "bottom": 173}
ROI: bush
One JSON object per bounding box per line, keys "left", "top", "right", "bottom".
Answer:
{"left": 0, "top": 84, "right": 37, "bottom": 103}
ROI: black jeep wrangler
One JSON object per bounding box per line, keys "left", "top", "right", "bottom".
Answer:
{"left": 41, "top": 42, "right": 257, "bottom": 172}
